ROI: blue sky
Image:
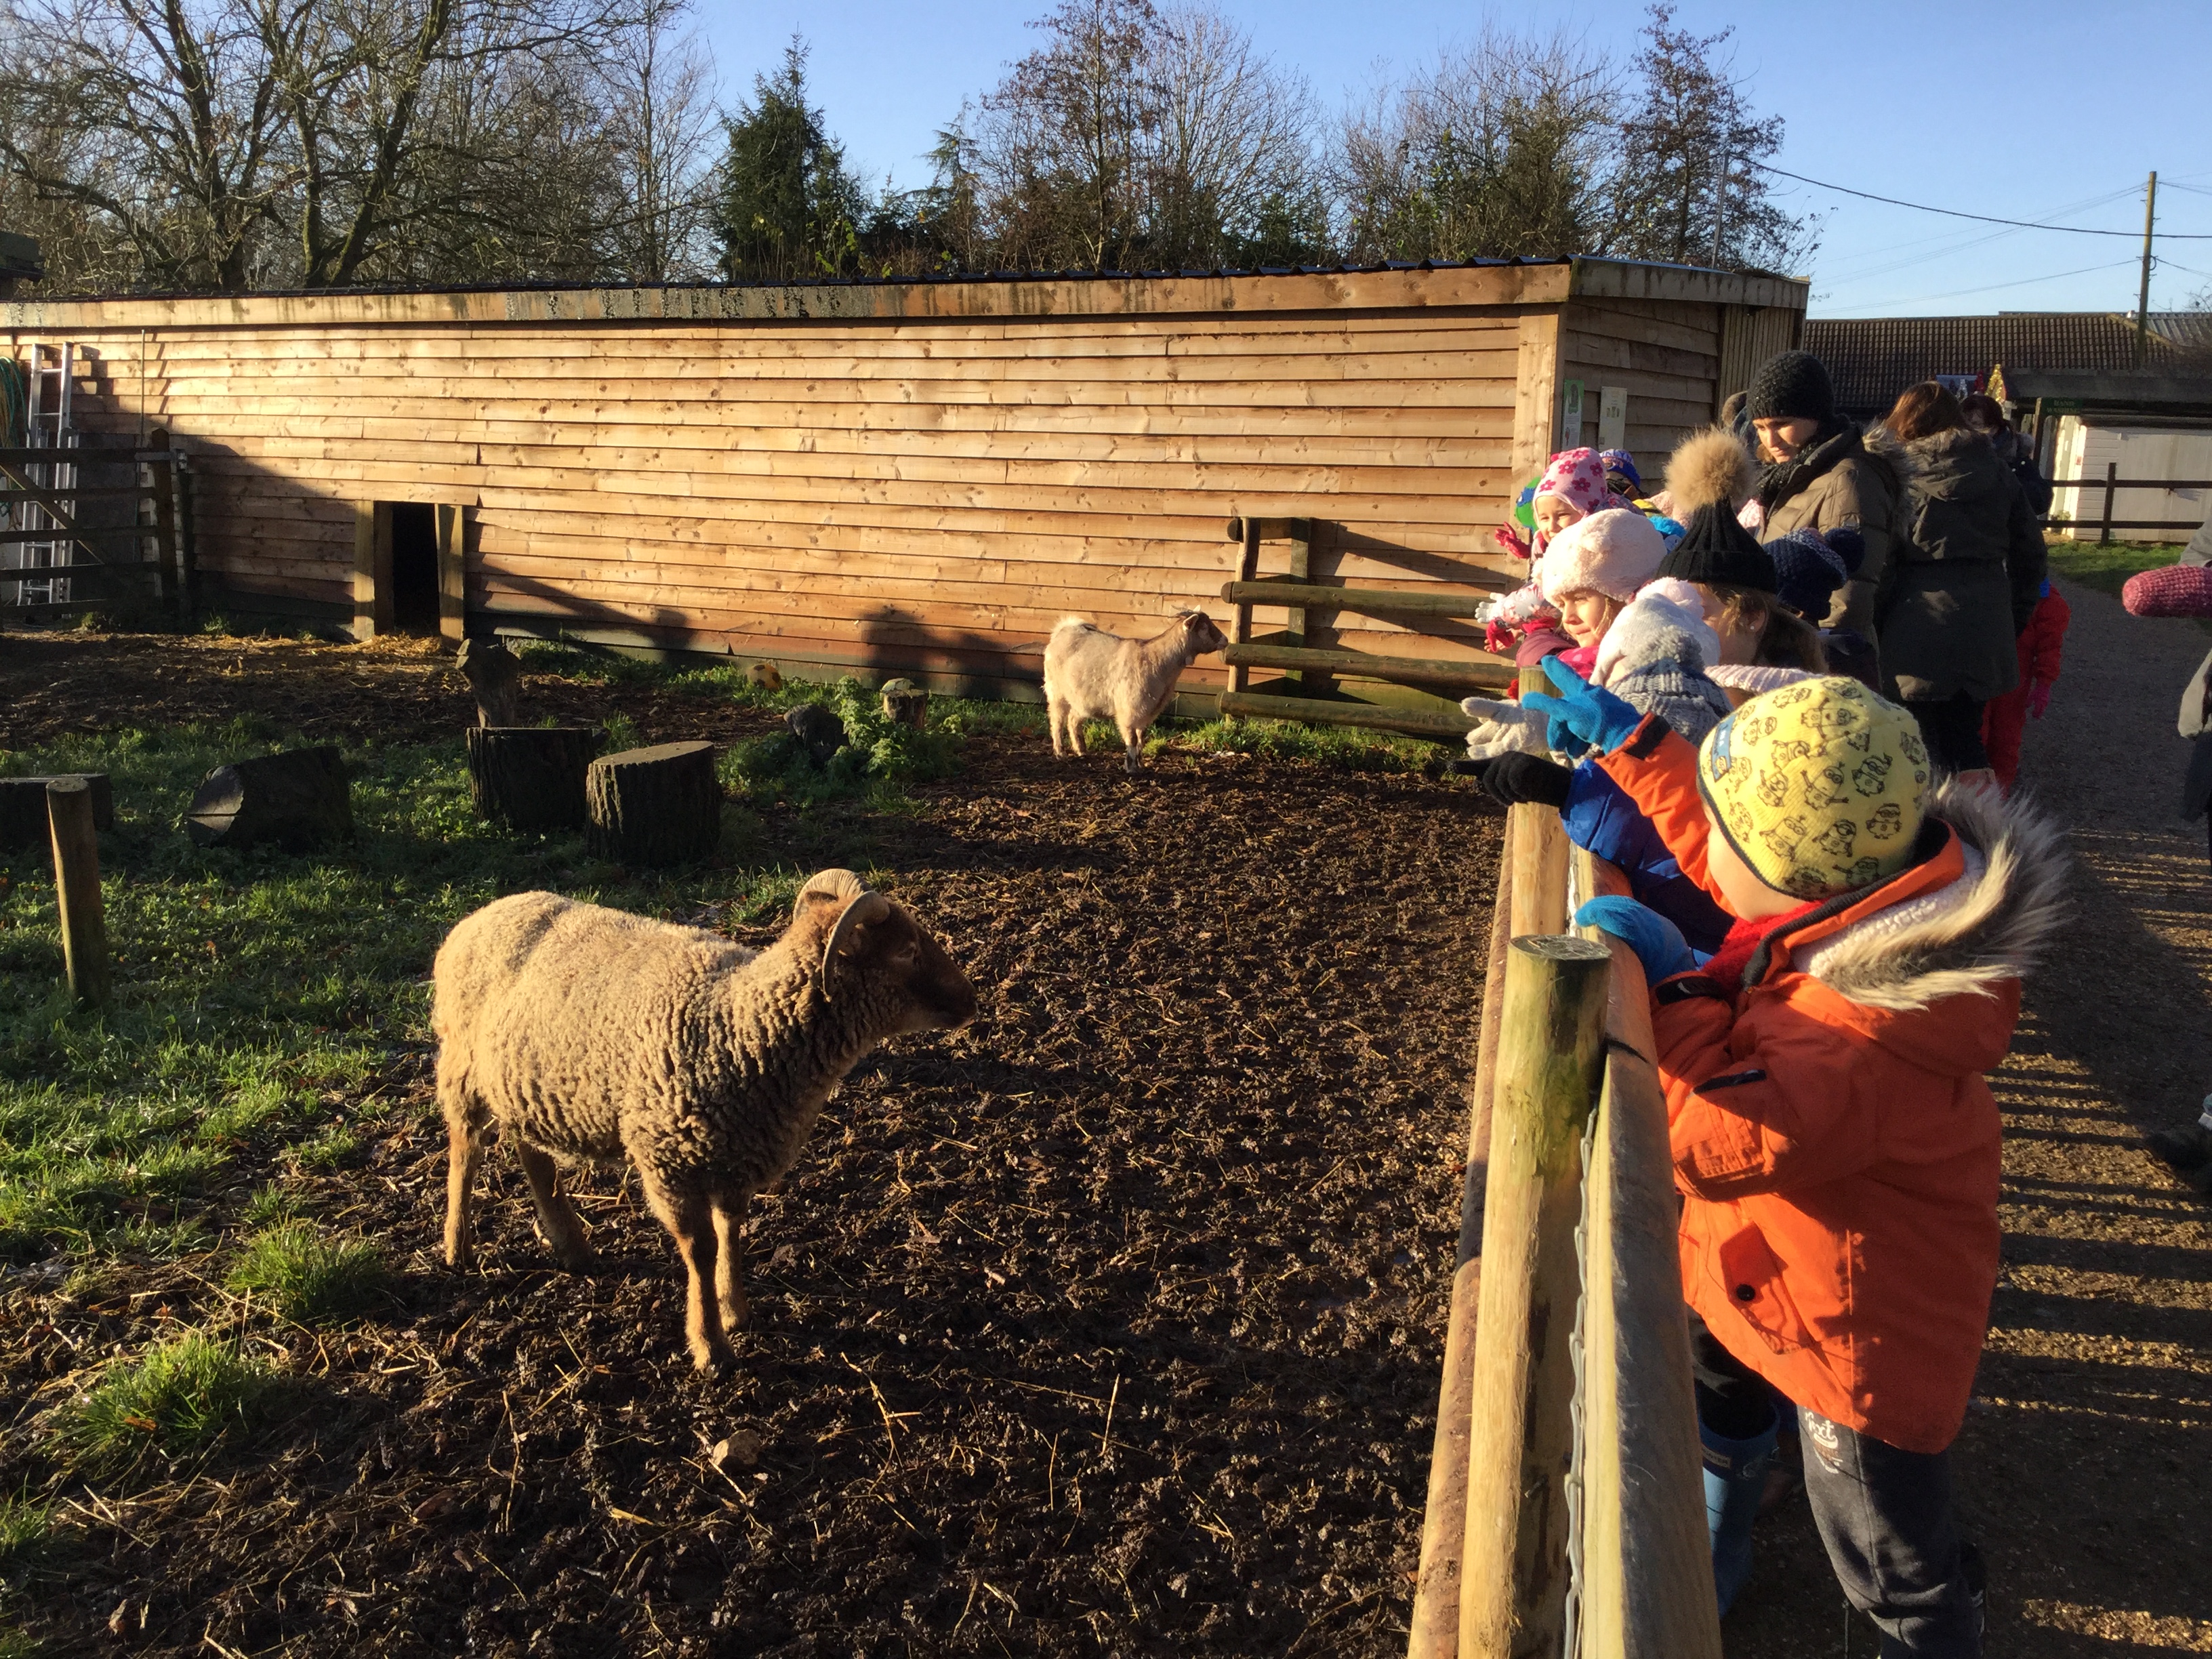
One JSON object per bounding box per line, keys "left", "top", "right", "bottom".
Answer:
{"left": 690, "top": 0, "right": 2212, "bottom": 319}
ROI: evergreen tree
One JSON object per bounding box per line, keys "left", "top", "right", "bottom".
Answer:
{"left": 713, "top": 38, "right": 869, "bottom": 282}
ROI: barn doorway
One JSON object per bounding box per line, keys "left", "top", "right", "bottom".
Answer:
{"left": 388, "top": 503, "right": 440, "bottom": 632}
{"left": 353, "top": 500, "right": 465, "bottom": 643}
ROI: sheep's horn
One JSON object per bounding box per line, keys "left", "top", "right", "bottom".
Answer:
{"left": 818, "top": 891, "right": 893, "bottom": 999}
{"left": 794, "top": 867, "right": 868, "bottom": 917}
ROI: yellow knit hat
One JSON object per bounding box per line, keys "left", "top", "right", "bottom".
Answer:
{"left": 1696, "top": 677, "right": 1930, "bottom": 899}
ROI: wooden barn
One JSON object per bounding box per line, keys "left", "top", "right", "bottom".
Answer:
{"left": 5, "top": 258, "right": 1805, "bottom": 720}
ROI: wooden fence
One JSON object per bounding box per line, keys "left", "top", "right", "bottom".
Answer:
{"left": 1407, "top": 665, "right": 1717, "bottom": 1659}
{"left": 2047, "top": 465, "right": 2212, "bottom": 542}
{"left": 0, "top": 432, "right": 187, "bottom": 619}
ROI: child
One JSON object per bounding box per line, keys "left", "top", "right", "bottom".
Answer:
{"left": 1529, "top": 665, "right": 2067, "bottom": 1652}
{"left": 1461, "top": 509, "right": 1736, "bottom": 956}
{"left": 1979, "top": 578, "right": 2070, "bottom": 793}
{"left": 1485, "top": 449, "right": 1612, "bottom": 663}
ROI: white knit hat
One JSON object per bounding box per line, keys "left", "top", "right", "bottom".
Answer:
{"left": 1537, "top": 508, "right": 1666, "bottom": 606}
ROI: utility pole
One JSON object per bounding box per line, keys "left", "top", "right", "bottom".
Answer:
{"left": 2136, "top": 169, "right": 2158, "bottom": 369}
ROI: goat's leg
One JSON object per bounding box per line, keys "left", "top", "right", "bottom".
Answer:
{"left": 710, "top": 1190, "right": 751, "bottom": 1332}
{"left": 514, "top": 1140, "right": 593, "bottom": 1270}
{"left": 639, "top": 1170, "right": 735, "bottom": 1374}
{"left": 1120, "top": 714, "right": 1145, "bottom": 774}
{"left": 1047, "top": 693, "right": 1067, "bottom": 758}
{"left": 439, "top": 1069, "right": 484, "bottom": 1269}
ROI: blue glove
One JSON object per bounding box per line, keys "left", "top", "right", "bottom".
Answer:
{"left": 1574, "top": 897, "right": 1698, "bottom": 984}
{"left": 1521, "top": 657, "right": 1643, "bottom": 758}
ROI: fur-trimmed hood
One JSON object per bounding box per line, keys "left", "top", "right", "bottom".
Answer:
{"left": 1780, "top": 778, "right": 2070, "bottom": 1018}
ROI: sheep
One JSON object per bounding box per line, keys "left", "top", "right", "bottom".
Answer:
{"left": 432, "top": 868, "right": 977, "bottom": 1373}
{"left": 1043, "top": 609, "right": 1227, "bottom": 774}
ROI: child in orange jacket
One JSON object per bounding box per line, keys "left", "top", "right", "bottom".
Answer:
{"left": 1526, "top": 665, "right": 2068, "bottom": 1652}
{"left": 1980, "top": 579, "right": 2070, "bottom": 792}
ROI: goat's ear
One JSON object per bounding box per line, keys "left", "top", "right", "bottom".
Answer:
{"left": 817, "top": 892, "right": 893, "bottom": 998}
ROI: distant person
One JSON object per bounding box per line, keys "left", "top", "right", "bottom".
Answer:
{"left": 1961, "top": 392, "right": 2053, "bottom": 516}
{"left": 1874, "top": 382, "right": 2047, "bottom": 785}
{"left": 1744, "top": 351, "right": 1904, "bottom": 644}
{"left": 1980, "top": 578, "right": 2070, "bottom": 794}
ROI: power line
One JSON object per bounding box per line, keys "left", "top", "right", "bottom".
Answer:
{"left": 1820, "top": 258, "right": 2140, "bottom": 317}
{"left": 1751, "top": 161, "right": 2212, "bottom": 239}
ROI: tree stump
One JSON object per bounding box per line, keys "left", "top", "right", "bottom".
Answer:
{"left": 457, "top": 637, "right": 524, "bottom": 726}
{"left": 880, "top": 678, "right": 927, "bottom": 729}
{"left": 466, "top": 727, "right": 596, "bottom": 831}
{"left": 186, "top": 747, "right": 352, "bottom": 851}
{"left": 586, "top": 741, "right": 721, "bottom": 866}
{"left": 1, "top": 773, "right": 112, "bottom": 853}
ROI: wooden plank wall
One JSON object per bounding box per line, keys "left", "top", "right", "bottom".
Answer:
{"left": 1557, "top": 297, "right": 1723, "bottom": 490}
{"left": 41, "top": 309, "right": 1549, "bottom": 695}
{"left": 12, "top": 266, "right": 1801, "bottom": 699}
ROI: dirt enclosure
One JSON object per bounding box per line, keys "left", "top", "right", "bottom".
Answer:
{"left": 3, "top": 609, "right": 2211, "bottom": 1658}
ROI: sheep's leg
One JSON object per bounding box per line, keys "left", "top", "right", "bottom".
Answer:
{"left": 710, "top": 1191, "right": 750, "bottom": 1332}
{"left": 640, "top": 1174, "right": 735, "bottom": 1374}
{"left": 441, "top": 1100, "right": 483, "bottom": 1269}
{"left": 514, "top": 1141, "right": 593, "bottom": 1271}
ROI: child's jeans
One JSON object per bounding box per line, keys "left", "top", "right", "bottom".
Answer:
{"left": 1691, "top": 1314, "right": 1982, "bottom": 1655}
{"left": 1799, "top": 1409, "right": 1982, "bottom": 1658}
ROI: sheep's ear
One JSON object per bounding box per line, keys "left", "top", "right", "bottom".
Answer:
{"left": 817, "top": 891, "right": 893, "bottom": 998}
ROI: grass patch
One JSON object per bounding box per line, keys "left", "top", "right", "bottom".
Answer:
{"left": 241, "top": 1181, "right": 299, "bottom": 1227}
{"left": 226, "top": 1221, "right": 388, "bottom": 1324}
{"left": 1174, "top": 715, "right": 1440, "bottom": 772}
{"left": 0, "top": 1492, "right": 52, "bottom": 1566}
{"left": 285, "top": 1122, "right": 361, "bottom": 1172}
{"left": 54, "top": 1330, "right": 283, "bottom": 1475}
{"left": 724, "top": 677, "right": 962, "bottom": 808}
{"left": 2045, "top": 539, "right": 2189, "bottom": 601}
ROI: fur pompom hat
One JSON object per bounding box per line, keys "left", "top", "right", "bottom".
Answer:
{"left": 1658, "top": 427, "right": 1774, "bottom": 590}
{"left": 1538, "top": 507, "right": 1667, "bottom": 606}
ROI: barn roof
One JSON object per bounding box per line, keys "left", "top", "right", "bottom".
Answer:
{"left": 1802, "top": 312, "right": 2211, "bottom": 418}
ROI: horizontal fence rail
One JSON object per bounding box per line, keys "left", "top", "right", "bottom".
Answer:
{"left": 2045, "top": 464, "right": 2212, "bottom": 540}
{"left": 1409, "top": 663, "right": 1719, "bottom": 1658}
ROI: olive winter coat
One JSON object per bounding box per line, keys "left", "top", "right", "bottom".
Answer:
{"left": 1875, "top": 428, "right": 2048, "bottom": 703}
{"left": 1757, "top": 422, "right": 1904, "bottom": 637}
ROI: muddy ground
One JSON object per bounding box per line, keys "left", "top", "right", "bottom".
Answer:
{"left": 3, "top": 607, "right": 2211, "bottom": 1657}
{"left": 1, "top": 630, "right": 1504, "bottom": 1656}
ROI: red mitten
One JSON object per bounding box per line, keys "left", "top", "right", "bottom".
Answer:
{"left": 2027, "top": 680, "right": 2053, "bottom": 720}
{"left": 1492, "top": 523, "right": 1533, "bottom": 561}
{"left": 2121, "top": 563, "right": 2212, "bottom": 618}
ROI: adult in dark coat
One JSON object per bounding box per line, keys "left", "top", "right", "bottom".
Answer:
{"left": 1744, "top": 350, "right": 1906, "bottom": 642}
{"left": 1872, "top": 382, "right": 2048, "bottom": 779}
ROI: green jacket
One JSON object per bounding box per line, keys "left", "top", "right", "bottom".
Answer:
{"left": 1757, "top": 423, "right": 1904, "bottom": 636}
{"left": 1874, "top": 428, "right": 2048, "bottom": 703}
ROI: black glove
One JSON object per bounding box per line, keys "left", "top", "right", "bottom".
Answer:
{"left": 1479, "top": 751, "right": 1573, "bottom": 808}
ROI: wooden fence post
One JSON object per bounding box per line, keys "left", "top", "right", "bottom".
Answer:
{"left": 1510, "top": 663, "right": 1570, "bottom": 938}
{"left": 46, "top": 779, "right": 110, "bottom": 1006}
{"left": 436, "top": 503, "right": 466, "bottom": 646}
{"left": 1574, "top": 851, "right": 1724, "bottom": 1659}
{"left": 2100, "top": 460, "right": 2118, "bottom": 545}
{"left": 1458, "top": 933, "right": 1610, "bottom": 1658}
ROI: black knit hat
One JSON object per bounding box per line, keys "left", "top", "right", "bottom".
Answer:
{"left": 1658, "top": 504, "right": 1778, "bottom": 592}
{"left": 1746, "top": 350, "right": 1837, "bottom": 425}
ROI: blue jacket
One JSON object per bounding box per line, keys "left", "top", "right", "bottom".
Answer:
{"left": 1561, "top": 763, "right": 1732, "bottom": 958}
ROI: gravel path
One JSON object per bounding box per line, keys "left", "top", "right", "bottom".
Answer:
{"left": 1728, "top": 580, "right": 2212, "bottom": 1657}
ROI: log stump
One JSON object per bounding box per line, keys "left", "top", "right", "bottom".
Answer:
{"left": 586, "top": 741, "right": 721, "bottom": 866}
{"left": 1, "top": 773, "right": 113, "bottom": 852}
{"left": 186, "top": 747, "right": 352, "bottom": 851}
{"left": 465, "top": 726, "right": 596, "bottom": 831}
{"left": 456, "top": 638, "right": 525, "bottom": 727}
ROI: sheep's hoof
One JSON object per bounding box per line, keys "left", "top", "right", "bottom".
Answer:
{"left": 691, "top": 1343, "right": 737, "bottom": 1377}
{"left": 550, "top": 1243, "right": 596, "bottom": 1273}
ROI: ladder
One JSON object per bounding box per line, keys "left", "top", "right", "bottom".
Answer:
{"left": 4, "top": 342, "right": 79, "bottom": 606}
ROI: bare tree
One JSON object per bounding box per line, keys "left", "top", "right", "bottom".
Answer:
{"left": 0, "top": 0, "right": 656, "bottom": 293}
{"left": 596, "top": 0, "right": 718, "bottom": 281}
{"left": 1336, "top": 26, "right": 1616, "bottom": 264}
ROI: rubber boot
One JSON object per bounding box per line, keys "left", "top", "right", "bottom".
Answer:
{"left": 1702, "top": 1405, "right": 1780, "bottom": 1616}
